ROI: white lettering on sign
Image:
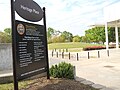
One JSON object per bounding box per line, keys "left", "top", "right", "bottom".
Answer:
{"left": 21, "top": 5, "right": 32, "bottom": 13}
{"left": 20, "top": 5, "right": 40, "bottom": 15}
{"left": 33, "top": 9, "right": 39, "bottom": 14}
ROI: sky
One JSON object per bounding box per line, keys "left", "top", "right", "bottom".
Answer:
{"left": 0, "top": 0, "right": 120, "bottom": 36}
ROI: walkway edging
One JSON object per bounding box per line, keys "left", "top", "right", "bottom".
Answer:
{"left": 75, "top": 76, "right": 114, "bottom": 90}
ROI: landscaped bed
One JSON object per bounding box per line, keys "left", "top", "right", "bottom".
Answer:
{"left": 21, "top": 77, "right": 98, "bottom": 90}
{"left": 83, "top": 46, "right": 106, "bottom": 51}
{"left": 0, "top": 77, "right": 99, "bottom": 90}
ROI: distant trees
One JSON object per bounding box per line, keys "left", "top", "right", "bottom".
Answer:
{"left": 47, "top": 27, "right": 73, "bottom": 43}
{"left": 4, "top": 28, "right": 11, "bottom": 35}
{"left": 1, "top": 26, "right": 119, "bottom": 44}
{"left": 47, "top": 27, "right": 54, "bottom": 39}
{"left": 46, "top": 26, "right": 120, "bottom": 44}
{"left": 0, "top": 28, "right": 12, "bottom": 43}
{"left": 73, "top": 35, "right": 81, "bottom": 42}
{"left": 60, "top": 31, "right": 73, "bottom": 42}
{"left": 47, "top": 27, "right": 62, "bottom": 43}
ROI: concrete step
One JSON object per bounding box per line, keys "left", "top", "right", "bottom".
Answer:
{"left": 0, "top": 70, "right": 13, "bottom": 84}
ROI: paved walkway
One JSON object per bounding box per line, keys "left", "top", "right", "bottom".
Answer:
{"left": 0, "top": 49, "right": 120, "bottom": 90}
{"left": 49, "top": 49, "right": 120, "bottom": 90}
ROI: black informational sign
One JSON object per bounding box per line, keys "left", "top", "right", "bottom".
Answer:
{"left": 15, "top": 20, "right": 47, "bottom": 80}
{"left": 15, "top": 0, "right": 43, "bottom": 22}
{"left": 11, "top": 0, "right": 49, "bottom": 89}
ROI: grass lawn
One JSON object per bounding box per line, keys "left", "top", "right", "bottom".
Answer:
{"left": 0, "top": 80, "right": 33, "bottom": 90}
{"left": 48, "top": 42, "right": 104, "bottom": 50}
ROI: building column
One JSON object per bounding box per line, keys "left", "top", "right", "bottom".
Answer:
{"left": 105, "top": 22, "right": 109, "bottom": 49}
{"left": 115, "top": 25, "right": 119, "bottom": 49}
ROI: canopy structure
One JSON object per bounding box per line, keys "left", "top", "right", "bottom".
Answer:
{"left": 91, "top": 2, "right": 120, "bottom": 49}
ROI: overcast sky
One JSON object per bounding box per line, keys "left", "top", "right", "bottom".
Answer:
{"left": 0, "top": 0, "right": 120, "bottom": 36}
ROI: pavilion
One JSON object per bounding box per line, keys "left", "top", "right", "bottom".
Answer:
{"left": 91, "top": 2, "right": 120, "bottom": 49}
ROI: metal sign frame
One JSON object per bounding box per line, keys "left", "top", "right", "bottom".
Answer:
{"left": 11, "top": 0, "right": 49, "bottom": 90}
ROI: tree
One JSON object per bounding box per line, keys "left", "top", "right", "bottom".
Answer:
{"left": 85, "top": 27, "right": 106, "bottom": 44}
{"left": 47, "top": 27, "right": 62, "bottom": 43}
{"left": 4, "top": 28, "right": 11, "bottom": 35}
{"left": 0, "top": 28, "right": 12, "bottom": 43}
{"left": 73, "top": 35, "right": 80, "bottom": 42}
{"left": 61, "top": 31, "right": 73, "bottom": 42}
{"left": 52, "top": 36, "right": 65, "bottom": 43}
{"left": 85, "top": 27, "right": 119, "bottom": 44}
{"left": 80, "top": 36, "right": 87, "bottom": 42}
{"left": 47, "top": 27, "right": 54, "bottom": 39}
{"left": 108, "top": 27, "right": 115, "bottom": 42}
{"left": 0, "top": 31, "right": 11, "bottom": 43}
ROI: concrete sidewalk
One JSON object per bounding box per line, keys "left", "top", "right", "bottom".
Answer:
{"left": 0, "top": 49, "right": 120, "bottom": 90}
{"left": 49, "top": 49, "right": 120, "bottom": 90}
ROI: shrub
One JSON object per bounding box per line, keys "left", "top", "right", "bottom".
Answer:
{"left": 83, "top": 46, "right": 105, "bottom": 51}
{"left": 49, "top": 62, "right": 74, "bottom": 79}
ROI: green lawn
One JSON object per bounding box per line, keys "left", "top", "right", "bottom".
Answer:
{"left": 48, "top": 42, "right": 104, "bottom": 50}
{"left": 0, "top": 80, "right": 33, "bottom": 90}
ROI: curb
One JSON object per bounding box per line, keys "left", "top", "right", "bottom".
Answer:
{"left": 0, "top": 74, "right": 13, "bottom": 84}
{"left": 75, "top": 76, "right": 114, "bottom": 90}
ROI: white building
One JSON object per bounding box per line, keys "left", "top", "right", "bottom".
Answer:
{"left": 104, "top": 2, "right": 120, "bottom": 49}
{"left": 92, "top": 2, "right": 120, "bottom": 49}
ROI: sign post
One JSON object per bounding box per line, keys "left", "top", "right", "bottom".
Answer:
{"left": 11, "top": 0, "right": 49, "bottom": 89}
{"left": 11, "top": 0, "right": 18, "bottom": 90}
{"left": 43, "top": 7, "right": 50, "bottom": 79}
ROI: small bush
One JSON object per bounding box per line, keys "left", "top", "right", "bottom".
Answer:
{"left": 49, "top": 62, "right": 74, "bottom": 79}
{"left": 83, "top": 46, "right": 105, "bottom": 51}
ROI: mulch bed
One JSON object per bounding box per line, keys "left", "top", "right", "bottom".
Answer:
{"left": 21, "top": 77, "right": 98, "bottom": 90}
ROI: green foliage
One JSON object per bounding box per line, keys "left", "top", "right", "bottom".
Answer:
{"left": 4, "top": 28, "right": 11, "bottom": 35}
{"left": 47, "top": 27, "right": 74, "bottom": 43}
{"left": 85, "top": 27, "right": 120, "bottom": 44}
{"left": 47, "top": 38, "right": 52, "bottom": 44}
{"left": 73, "top": 35, "right": 80, "bottom": 42}
{"left": 61, "top": 31, "right": 73, "bottom": 42}
{"left": 85, "top": 27, "right": 106, "bottom": 44}
{"left": 47, "top": 27, "right": 54, "bottom": 39}
{"left": 50, "top": 62, "right": 74, "bottom": 79}
{"left": 47, "top": 27, "right": 63, "bottom": 43}
{"left": 108, "top": 27, "right": 115, "bottom": 42}
{"left": 47, "top": 26, "right": 119, "bottom": 44}
{"left": 52, "top": 36, "right": 65, "bottom": 43}
{"left": 80, "top": 36, "right": 87, "bottom": 42}
{"left": 0, "top": 28, "right": 12, "bottom": 43}
{"left": 0, "top": 32, "right": 12, "bottom": 43}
